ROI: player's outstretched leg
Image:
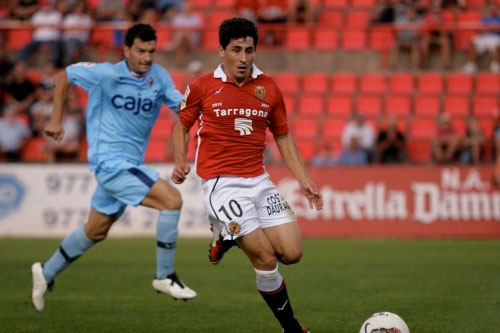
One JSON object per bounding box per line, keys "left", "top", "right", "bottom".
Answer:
{"left": 31, "top": 225, "right": 95, "bottom": 311}
{"left": 152, "top": 210, "right": 196, "bottom": 300}
{"left": 256, "top": 265, "right": 309, "bottom": 333}
{"left": 208, "top": 218, "right": 236, "bottom": 264}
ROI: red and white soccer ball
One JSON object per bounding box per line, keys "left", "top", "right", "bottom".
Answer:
{"left": 360, "top": 312, "right": 410, "bottom": 333}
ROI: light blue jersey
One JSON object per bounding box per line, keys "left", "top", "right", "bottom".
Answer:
{"left": 66, "top": 60, "right": 183, "bottom": 170}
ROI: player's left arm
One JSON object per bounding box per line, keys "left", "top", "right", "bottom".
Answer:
{"left": 274, "top": 133, "right": 323, "bottom": 211}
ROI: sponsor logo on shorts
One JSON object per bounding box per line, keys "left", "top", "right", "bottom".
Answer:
{"left": 228, "top": 221, "right": 241, "bottom": 235}
{"left": 266, "top": 193, "right": 291, "bottom": 216}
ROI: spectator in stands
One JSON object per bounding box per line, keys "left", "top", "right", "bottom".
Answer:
{"left": 236, "top": 0, "right": 259, "bottom": 23}
{"left": 431, "top": 112, "right": 462, "bottom": 164}
{"left": 371, "top": 0, "right": 395, "bottom": 25}
{"left": 288, "top": 0, "right": 314, "bottom": 24}
{"left": 0, "top": 43, "right": 13, "bottom": 83}
{"left": 390, "top": 5, "right": 422, "bottom": 69}
{"left": 9, "top": 0, "right": 39, "bottom": 21}
{"left": 493, "top": 117, "right": 500, "bottom": 186}
{"left": 18, "top": 2, "right": 63, "bottom": 67}
{"left": 139, "top": 7, "right": 158, "bottom": 25}
{"left": 420, "top": 5, "right": 453, "bottom": 69}
{"left": 337, "top": 137, "right": 369, "bottom": 165}
{"left": 3, "top": 61, "right": 36, "bottom": 114}
{"left": 167, "top": 1, "right": 203, "bottom": 68}
{"left": 341, "top": 112, "right": 375, "bottom": 162}
{"left": 94, "top": 0, "right": 125, "bottom": 22}
{"left": 62, "top": 1, "right": 93, "bottom": 66}
{"left": 128, "top": 0, "right": 156, "bottom": 22}
{"left": 0, "top": 103, "right": 31, "bottom": 162}
{"left": 44, "top": 89, "right": 83, "bottom": 162}
{"left": 183, "top": 59, "right": 204, "bottom": 90}
{"left": 463, "top": 3, "right": 500, "bottom": 74}
{"left": 155, "top": 0, "right": 182, "bottom": 21}
{"left": 29, "top": 82, "right": 54, "bottom": 136}
{"left": 311, "top": 142, "right": 337, "bottom": 166}
{"left": 460, "top": 115, "right": 485, "bottom": 164}
{"left": 375, "top": 115, "right": 406, "bottom": 164}
{"left": 258, "top": 0, "right": 288, "bottom": 46}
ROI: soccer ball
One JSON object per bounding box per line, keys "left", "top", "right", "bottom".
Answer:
{"left": 359, "top": 312, "right": 410, "bottom": 333}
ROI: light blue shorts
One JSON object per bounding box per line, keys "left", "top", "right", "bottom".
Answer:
{"left": 91, "top": 159, "right": 159, "bottom": 218}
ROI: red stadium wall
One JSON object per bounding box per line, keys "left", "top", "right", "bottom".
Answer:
{"left": 268, "top": 166, "right": 500, "bottom": 238}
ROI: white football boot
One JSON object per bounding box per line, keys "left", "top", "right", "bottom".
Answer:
{"left": 31, "top": 262, "right": 49, "bottom": 311}
{"left": 152, "top": 272, "right": 197, "bottom": 300}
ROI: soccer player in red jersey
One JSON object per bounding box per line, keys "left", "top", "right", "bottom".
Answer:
{"left": 171, "top": 18, "right": 323, "bottom": 333}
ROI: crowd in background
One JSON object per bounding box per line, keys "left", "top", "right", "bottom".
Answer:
{"left": 0, "top": 0, "right": 498, "bottom": 178}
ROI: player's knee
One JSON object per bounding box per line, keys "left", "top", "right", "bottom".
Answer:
{"left": 165, "top": 188, "right": 182, "bottom": 210}
{"left": 86, "top": 229, "right": 108, "bottom": 242}
{"left": 277, "top": 250, "right": 303, "bottom": 265}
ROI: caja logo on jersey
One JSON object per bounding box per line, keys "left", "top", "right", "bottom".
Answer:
{"left": 111, "top": 95, "right": 154, "bottom": 115}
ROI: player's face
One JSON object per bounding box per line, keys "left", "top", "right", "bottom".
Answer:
{"left": 219, "top": 37, "right": 255, "bottom": 85}
{"left": 124, "top": 38, "right": 156, "bottom": 75}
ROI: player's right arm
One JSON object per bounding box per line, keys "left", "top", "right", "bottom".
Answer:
{"left": 44, "top": 70, "right": 70, "bottom": 141}
{"left": 171, "top": 122, "right": 191, "bottom": 184}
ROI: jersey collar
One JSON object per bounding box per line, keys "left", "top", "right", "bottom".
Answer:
{"left": 213, "top": 63, "right": 263, "bottom": 82}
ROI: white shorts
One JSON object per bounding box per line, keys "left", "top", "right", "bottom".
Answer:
{"left": 202, "top": 173, "right": 296, "bottom": 240}
{"left": 473, "top": 33, "right": 500, "bottom": 54}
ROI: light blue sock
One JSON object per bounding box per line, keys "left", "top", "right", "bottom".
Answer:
{"left": 43, "top": 225, "right": 95, "bottom": 283}
{"left": 156, "top": 210, "right": 180, "bottom": 279}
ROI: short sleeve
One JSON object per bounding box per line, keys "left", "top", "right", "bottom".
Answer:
{"left": 161, "top": 70, "right": 183, "bottom": 113}
{"left": 268, "top": 84, "right": 289, "bottom": 136}
{"left": 66, "top": 62, "right": 105, "bottom": 91}
{"left": 179, "top": 82, "right": 202, "bottom": 129}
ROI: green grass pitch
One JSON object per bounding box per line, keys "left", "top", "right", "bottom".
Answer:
{"left": 1, "top": 238, "right": 499, "bottom": 332}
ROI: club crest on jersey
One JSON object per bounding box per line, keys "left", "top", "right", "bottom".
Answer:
{"left": 254, "top": 85, "right": 266, "bottom": 100}
{"left": 228, "top": 221, "right": 241, "bottom": 235}
{"left": 146, "top": 76, "right": 154, "bottom": 87}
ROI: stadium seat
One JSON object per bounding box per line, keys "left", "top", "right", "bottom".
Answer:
{"left": 88, "top": 0, "right": 101, "bottom": 8}
{"left": 341, "top": 30, "right": 367, "bottom": 50}
{"left": 295, "top": 138, "right": 316, "bottom": 162}
{"left": 414, "top": 96, "right": 440, "bottom": 117}
{"left": 312, "top": 28, "right": 339, "bottom": 51}
{"left": 454, "top": 10, "right": 482, "bottom": 50}
{"left": 389, "top": 73, "right": 414, "bottom": 96}
{"left": 452, "top": 118, "right": 466, "bottom": 136}
{"left": 385, "top": 96, "right": 411, "bottom": 116}
{"left": 214, "top": 0, "right": 236, "bottom": 8}
{"left": 472, "top": 96, "right": 499, "bottom": 117}
{"left": 285, "top": 27, "right": 310, "bottom": 50}
{"left": 5, "top": 28, "right": 32, "bottom": 51}
{"left": 327, "top": 96, "right": 353, "bottom": 117}
{"left": 407, "top": 140, "right": 431, "bottom": 163}
{"left": 443, "top": 96, "right": 470, "bottom": 116}
{"left": 297, "top": 95, "right": 325, "bottom": 117}
{"left": 90, "top": 28, "right": 115, "bottom": 48}
{"left": 351, "top": 0, "right": 376, "bottom": 8}
{"left": 322, "top": 118, "right": 346, "bottom": 140}
{"left": 292, "top": 117, "right": 320, "bottom": 139}
{"left": 22, "top": 137, "right": 46, "bottom": 162}
{"left": 476, "top": 73, "right": 500, "bottom": 95}
{"left": 206, "top": 10, "right": 233, "bottom": 27}
{"left": 410, "top": 118, "right": 436, "bottom": 139}
{"left": 323, "top": 0, "right": 348, "bottom": 8}
{"left": 417, "top": 73, "right": 443, "bottom": 95}
{"left": 145, "top": 139, "right": 167, "bottom": 162}
{"left": 359, "top": 73, "right": 387, "bottom": 95}
{"left": 331, "top": 73, "right": 357, "bottom": 95}
{"left": 345, "top": 11, "right": 372, "bottom": 28}
{"left": 302, "top": 72, "right": 329, "bottom": 95}
{"left": 202, "top": 29, "right": 220, "bottom": 50}
{"left": 465, "top": 0, "right": 486, "bottom": 7}
{"left": 275, "top": 72, "right": 301, "bottom": 94}
{"left": 479, "top": 118, "right": 495, "bottom": 137}
{"left": 368, "top": 26, "right": 395, "bottom": 51}
{"left": 318, "top": 10, "right": 344, "bottom": 27}
{"left": 26, "top": 71, "right": 43, "bottom": 84}
{"left": 156, "top": 27, "right": 172, "bottom": 50}
{"left": 283, "top": 95, "right": 296, "bottom": 115}
{"left": 151, "top": 117, "right": 174, "bottom": 139}
{"left": 356, "top": 96, "right": 382, "bottom": 116}
{"left": 191, "top": 0, "right": 211, "bottom": 10}
{"left": 446, "top": 73, "right": 472, "bottom": 95}
{"left": 169, "top": 71, "right": 186, "bottom": 90}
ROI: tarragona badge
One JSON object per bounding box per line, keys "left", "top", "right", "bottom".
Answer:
{"left": 254, "top": 85, "right": 266, "bottom": 100}
{"left": 228, "top": 221, "right": 241, "bottom": 235}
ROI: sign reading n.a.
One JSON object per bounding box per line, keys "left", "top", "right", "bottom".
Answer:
{"left": 267, "top": 166, "right": 500, "bottom": 238}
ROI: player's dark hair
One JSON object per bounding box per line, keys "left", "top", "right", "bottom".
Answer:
{"left": 124, "top": 23, "right": 157, "bottom": 47}
{"left": 219, "top": 17, "right": 259, "bottom": 49}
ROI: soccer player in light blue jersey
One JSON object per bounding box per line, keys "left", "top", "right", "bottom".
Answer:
{"left": 31, "top": 24, "right": 197, "bottom": 312}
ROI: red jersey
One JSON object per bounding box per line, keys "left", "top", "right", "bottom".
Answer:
{"left": 179, "top": 64, "right": 289, "bottom": 179}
